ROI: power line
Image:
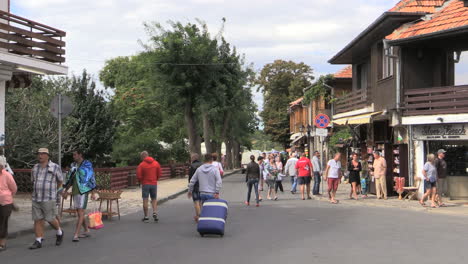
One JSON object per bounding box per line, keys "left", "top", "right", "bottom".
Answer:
{"left": 67, "top": 58, "right": 238, "bottom": 66}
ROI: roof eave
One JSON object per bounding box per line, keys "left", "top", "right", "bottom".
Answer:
{"left": 328, "top": 11, "right": 427, "bottom": 64}
{"left": 387, "top": 25, "right": 468, "bottom": 46}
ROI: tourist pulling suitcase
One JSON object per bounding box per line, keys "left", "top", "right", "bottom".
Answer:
{"left": 197, "top": 199, "right": 228, "bottom": 237}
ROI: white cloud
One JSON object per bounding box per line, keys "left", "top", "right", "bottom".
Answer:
{"left": 11, "top": 0, "right": 404, "bottom": 109}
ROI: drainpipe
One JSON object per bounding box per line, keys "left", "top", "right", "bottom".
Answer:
{"left": 408, "top": 125, "right": 414, "bottom": 186}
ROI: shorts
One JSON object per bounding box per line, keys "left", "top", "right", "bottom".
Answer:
{"left": 266, "top": 179, "right": 275, "bottom": 190}
{"left": 327, "top": 178, "right": 340, "bottom": 192}
{"left": 297, "top": 176, "right": 312, "bottom": 185}
{"left": 73, "top": 193, "right": 89, "bottom": 209}
{"left": 32, "top": 200, "right": 58, "bottom": 222}
{"left": 142, "top": 184, "right": 157, "bottom": 200}
{"left": 424, "top": 181, "right": 437, "bottom": 191}
{"left": 192, "top": 191, "right": 201, "bottom": 202}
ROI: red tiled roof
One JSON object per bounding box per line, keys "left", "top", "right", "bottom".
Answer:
{"left": 289, "top": 97, "right": 303, "bottom": 107}
{"left": 387, "top": 1, "right": 468, "bottom": 41}
{"left": 334, "top": 65, "right": 352, "bottom": 79}
{"left": 389, "top": 0, "right": 446, "bottom": 13}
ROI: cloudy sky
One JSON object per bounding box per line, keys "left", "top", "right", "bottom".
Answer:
{"left": 10, "top": 0, "right": 468, "bottom": 109}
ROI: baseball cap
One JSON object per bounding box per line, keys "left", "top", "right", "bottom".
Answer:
{"left": 437, "top": 149, "right": 447, "bottom": 154}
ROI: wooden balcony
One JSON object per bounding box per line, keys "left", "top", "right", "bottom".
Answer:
{"left": 0, "top": 10, "right": 65, "bottom": 63}
{"left": 334, "top": 89, "right": 369, "bottom": 115}
{"left": 403, "top": 85, "right": 468, "bottom": 116}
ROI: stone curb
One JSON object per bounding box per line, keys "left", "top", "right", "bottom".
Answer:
{"left": 8, "top": 169, "right": 241, "bottom": 239}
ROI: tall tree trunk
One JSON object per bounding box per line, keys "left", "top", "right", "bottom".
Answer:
{"left": 202, "top": 112, "right": 213, "bottom": 154}
{"left": 225, "top": 139, "right": 233, "bottom": 170}
{"left": 221, "top": 111, "right": 232, "bottom": 168}
{"left": 233, "top": 141, "right": 241, "bottom": 168}
{"left": 185, "top": 101, "right": 201, "bottom": 156}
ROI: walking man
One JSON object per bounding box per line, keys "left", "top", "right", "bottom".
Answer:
{"left": 63, "top": 150, "right": 96, "bottom": 242}
{"left": 295, "top": 153, "right": 313, "bottom": 200}
{"left": 29, "top": 148, "right": 64, "bottom": 249}
{"left": 284, "top": 153, "right": 298, "bottom": 194}
{"left": 137, "top": 151, "right": 162, "bottom": 223}
{"left": 189, "top": 153, "right": 203, "bottom": 222}
{"left": 373, "top": 151, "right": 387, "bottom": 200}
{"left": 188, "top": 154, "right": 222, "bottom": 204}
{"left": 324, "top": 153, "right": 342, "bottom": 204}
{"left": 312, "top": 151, "right": 322, "bottom": 196}
{"left": 435, "top": 149, "right": 447, "bottom": 204}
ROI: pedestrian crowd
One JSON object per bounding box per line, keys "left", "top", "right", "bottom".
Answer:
{"left": 0, "top": 146, "right": 450, "bottom": 252}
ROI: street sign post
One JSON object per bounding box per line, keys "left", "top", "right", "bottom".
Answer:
{"left": 50, "top": 94, "right": 73, "bottom": 167}
{"left": 316, "top": 128, "right": 328, "bottom": 137}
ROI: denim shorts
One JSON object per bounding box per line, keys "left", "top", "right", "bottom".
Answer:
{"left": 142, "top": 185, "right": 157, "bottom": 200}
{"left": 424, "top": 181, "right": 437, "bottom": 191}
{"left": 192, "top": 191, "right": 201, "bottom": 202}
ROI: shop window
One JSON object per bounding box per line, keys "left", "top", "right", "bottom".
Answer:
{"left": 428, "top": 141, "right": 468, "bottom": 177}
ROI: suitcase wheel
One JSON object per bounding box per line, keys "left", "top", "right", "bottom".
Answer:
{"left": 199, "top": 233, "right": 205, "bottom": 237}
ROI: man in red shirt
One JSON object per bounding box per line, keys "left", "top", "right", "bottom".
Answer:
{"left": 295, "top": 153, "right": 313, "bottom": 200}
{"left": 137, "top": 151, "right": 162, "bottom": 223}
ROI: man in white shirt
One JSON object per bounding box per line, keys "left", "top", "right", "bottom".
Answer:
{"left": 324, "top": 153, "right": 342, "bottom": 204}
{"left": 284, "top": 154, "right": 298, "bottom": 194}
{"left": 311, "top": 151, "right": 322, "bottom": 196}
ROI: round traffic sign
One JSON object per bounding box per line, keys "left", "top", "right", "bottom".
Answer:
{"left": 314, "top": 114, "right": 330, "bottom": 128}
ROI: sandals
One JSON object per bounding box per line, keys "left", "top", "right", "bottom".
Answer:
{"left": 419, "top": 201, "right": 426, "bottom": 207}
{"left": 78, "top": 233, "right": 91, "bottom": 238}
{"left": 72, "top": 237, "right": 80, "bottom": 242}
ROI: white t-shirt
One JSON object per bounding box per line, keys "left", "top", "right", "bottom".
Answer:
{"left": 212, "top": 161, "right": 224, "bottom": 173}
{"left": 327, "top": 159, "right": 341, "bottom": 179}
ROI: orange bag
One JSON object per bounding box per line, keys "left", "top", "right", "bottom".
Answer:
{"left": 88, "top": 211, "right": 104, "bottom": 229}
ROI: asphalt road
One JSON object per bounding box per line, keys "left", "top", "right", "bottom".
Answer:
{"left": 3, "top": 173, "right": 468, "bottom": 264}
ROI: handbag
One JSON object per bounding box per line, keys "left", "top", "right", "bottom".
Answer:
{"left": 88, "top": 202, "right": 104, "bottom": 230}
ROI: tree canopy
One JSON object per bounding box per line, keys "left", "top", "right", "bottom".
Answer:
{"left": 256, "top": 60, "right": 314, "bottom": 147}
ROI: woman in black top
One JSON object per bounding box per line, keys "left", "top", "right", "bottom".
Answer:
{"left": 245, "top": 155, "right": 261, "bottom": 207}
{"left": 348, "top": 153, "right": 362, "bottom": 200}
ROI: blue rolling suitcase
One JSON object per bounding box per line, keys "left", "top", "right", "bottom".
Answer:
{"left": 197, "top": 199, "right": 228, "bottom": 237}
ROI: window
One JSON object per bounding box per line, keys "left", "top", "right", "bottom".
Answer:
{"left": 382, "top": 46, "right": 394, "bottom": 79}
{"left": 356, "top": 63, "right": 367, "bottom": 90}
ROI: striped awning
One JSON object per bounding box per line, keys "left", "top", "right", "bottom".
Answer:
{"left": 333, "top": 112, "right": 382, "bottom": 125}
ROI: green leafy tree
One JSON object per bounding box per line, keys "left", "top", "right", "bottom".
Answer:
{"left": 256, "top": 60, "right": 314, "bottom": 147}
{"left": 63, "top": 71, "right": 117, "bottom": 167}
{"left": 303, "top": 74, "right": 335, "bottom": 105}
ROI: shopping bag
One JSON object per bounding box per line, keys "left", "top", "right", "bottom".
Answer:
{"left": 88, "top": 211, "right": 104, "bottom": 229}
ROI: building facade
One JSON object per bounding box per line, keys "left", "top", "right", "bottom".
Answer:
{"left": 329, "top": 0, "right": 468, "bottom": 198}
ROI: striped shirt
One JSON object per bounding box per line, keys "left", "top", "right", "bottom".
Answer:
{"left": 31, "top": 161, "right": 63, "bottom": 202}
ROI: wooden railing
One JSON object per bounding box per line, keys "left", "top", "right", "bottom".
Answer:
{"left": 403, "top": 85, "right": 468, "bottom": 116}
{"left": 334, "top": 89, "right": 369, "bottom": 115}
{"left": 0, "top": 10, "right": 65, "bottom": 63}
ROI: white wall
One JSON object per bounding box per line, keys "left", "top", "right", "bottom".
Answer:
{"left": 0, "top": 0, "right": 8, "bottom": 12}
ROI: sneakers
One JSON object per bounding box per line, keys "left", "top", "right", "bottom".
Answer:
{"left": 255, "top": 203, "right": 260, "bottom": 207}
{"left": 56, "top": 232, "right": 64, "bottom": 246}
{"left": 142, "top": 217, "right": 150, "bottom": 223}
{"left": 29, "top": 240, "right": 42, "bottom": 250}
{"left": 153, "top": 213, "right": 159, "bottom": 222}
{"left": 245, "top": 201, "right": 250, "bottom": 206}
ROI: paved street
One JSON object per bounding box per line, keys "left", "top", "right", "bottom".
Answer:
{"left": 2, "top": 173, "right": 468, "bottom": 264}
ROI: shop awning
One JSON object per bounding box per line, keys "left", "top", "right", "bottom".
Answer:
{"left": 333, "top": 111, "right": 382, "bottom": 125}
